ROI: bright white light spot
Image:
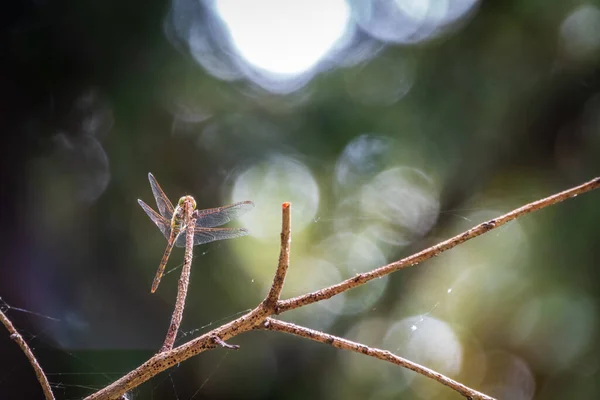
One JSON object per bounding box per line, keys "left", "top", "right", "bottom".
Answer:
{"left": 215, "top": 0, "right": 351, "bottom": 74}
{"left": 447, "top": 288, "right": 452, "bottom": 293}
{"left": 411, "top": 325, "right": 417, "bottom": 331}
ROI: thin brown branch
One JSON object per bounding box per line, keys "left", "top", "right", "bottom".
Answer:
{"left": 160, "top": 202, "right": 196, "bottom": 353}
{"left": 277, "top": 176, "right": 600, "bottom": 313}
{"left": 263, "top": 202, "right": 291, "bottom": 309}
{"left": 261, "top": 318, "right": 495, "bottom": 400}
{"left": 0, "top": 308, "right": 55, "bottom": 400}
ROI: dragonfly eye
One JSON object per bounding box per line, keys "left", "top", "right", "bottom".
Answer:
{"left": 190, "top": 197, "right": 197, "bottom": 210}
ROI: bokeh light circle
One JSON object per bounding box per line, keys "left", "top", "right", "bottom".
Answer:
{"left": 510, "top": 292, "right": 597, "bottom": 373}
{"left": 282, "top": 257, "right": 343, "bottom": 330}
{"left": 360, "top": 166, "right": 440, "bottom": 245}
{"left": 316, "top": 233, "right": 388, "bottom": 315}
{"left": 559, "top": 5, "right": 600, "bottom": 63}
{"left": 383, "top": 315, "right": 462, "bottom": 378}
{"left": 231, "top": 154, "right": 320, "bottom": 240}
{"left": 482, "top": 350, "right": 535, "bottom": 400}
{"left": 351, "top": 0, "right": 480, "bottom": 44}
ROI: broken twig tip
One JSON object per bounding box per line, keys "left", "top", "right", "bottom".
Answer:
{"left": 211, "top": 335, "right": 240, "bottom": 350}
{"left": 282, "top": 202, "right": 291, "bottom": 209}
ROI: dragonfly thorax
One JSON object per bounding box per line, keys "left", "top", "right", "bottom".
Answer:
{"left": 171, "top": 196, "right": 197, "bottom": 231}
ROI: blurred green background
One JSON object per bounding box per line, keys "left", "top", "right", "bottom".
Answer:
{"left": 2, "top": 0, "right": 600, "bottom": 399}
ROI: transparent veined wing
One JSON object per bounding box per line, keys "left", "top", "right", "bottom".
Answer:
{"left": 175, "top": 227, "right": 249, "bottom": 247}
{"left": 195, "top": 201, "right": 254, "bottom": 228}
{"left": 138, "top": 199, "right": 172, "bottom": 240}
{"left": 148, "top": 173, "right": 175, "bottom": 219}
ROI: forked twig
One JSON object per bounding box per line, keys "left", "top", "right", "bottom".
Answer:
{"left": 261, "top": 318, "right": 494, "bottom": 400}
{"left": 0, "top": 308, "right": 55, "bottom": 400}
{"left": 160, "top": 202, "right": 197, "bottom": 353}
{"left": 85, "top": 201, "right": 295, "bottom": 399}
{"left": 263, "top": 202, "right": 291, "bottom": 308}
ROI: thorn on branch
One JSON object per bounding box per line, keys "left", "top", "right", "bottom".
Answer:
{"left": 484, "top": 219, "right": 496, "bottom": 228}
{"left": 211, "top": 335, "right": 240, "bottom": 350}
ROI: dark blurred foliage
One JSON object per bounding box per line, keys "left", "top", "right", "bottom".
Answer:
{"left": 1, "top": 0, "right": 600, "bottom": 399}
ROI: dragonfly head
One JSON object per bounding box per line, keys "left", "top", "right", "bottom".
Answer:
{"left": 178, "top": 196, "right": 197, "bottom": 210}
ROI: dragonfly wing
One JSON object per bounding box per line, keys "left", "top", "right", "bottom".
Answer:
{"left": 148, "top": 173, "right": 175, "bottom": 219}
{"left": 138, "top": 199, "right": 171, "bottom": 240}
{"left": 175, "top": 227, "right": 249, "bottom": 247}
{"left": 195, "top": 201, "right": 254, "bottom": 228}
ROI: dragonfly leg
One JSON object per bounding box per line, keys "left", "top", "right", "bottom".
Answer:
{"left": 151, "top": 241, "right": 175, "bottom": 293}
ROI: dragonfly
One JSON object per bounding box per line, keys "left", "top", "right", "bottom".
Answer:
{"left": 138, "top": 173, "right": 254, "bottom": 293}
